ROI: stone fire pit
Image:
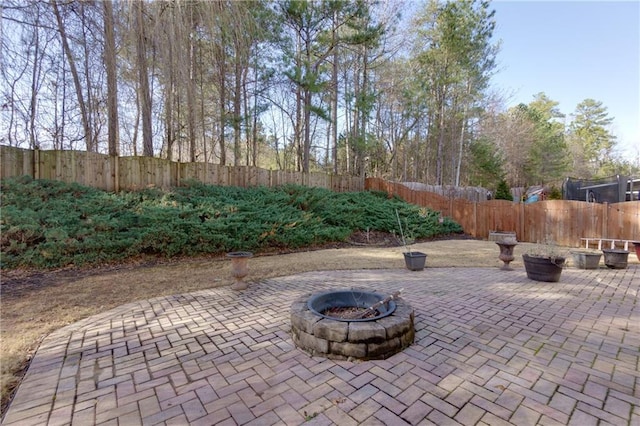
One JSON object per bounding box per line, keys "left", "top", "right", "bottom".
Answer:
{"left": 290, "top": 289, "right": 415, "bottom": 360}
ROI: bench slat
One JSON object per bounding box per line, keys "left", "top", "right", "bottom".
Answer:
{"left": 580, "top": 238, "right": 630, "bottom": 250}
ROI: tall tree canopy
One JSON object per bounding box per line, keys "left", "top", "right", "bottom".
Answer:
{"left": 1, "top": 0, "right": 637, "bottom": 185}
{"left": 567, "top": 99, "right": 617, "bottom": 178}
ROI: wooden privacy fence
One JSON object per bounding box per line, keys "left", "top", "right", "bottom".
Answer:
{"left": 366, "top": 178, "right": 640, "bottom": 247}
{"left": 0, "top": 146, "right": 364, "bottom": 192}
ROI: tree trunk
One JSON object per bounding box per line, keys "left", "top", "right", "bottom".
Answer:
{"left": 103, "top": 0, "right": 119, "bottom": 156}
{"left": 303, "top": 87, "right": 311, "bottom": 173}
{"left": 135, "top": 1, "right": 153, "bottom": 156}
{"left": 233, "top": 43, "right": 242, "bottom": 166}
{"left": 52, "top": 0, "right": 92, "bottom": 152}
{"left": 79, "top": 4, "right": 96, "bottom": 151}
{"left": 218, "top": 44, "right": 227, "bottom": 165}
{"left": 331, "top": 12, "right": 339, "bottom": 174}
{"left": 455, "top": 88, "right": 469, "bottom": 186}
{"left": 187, "top": 19, "right": 197, "bottom": 162}
{"left": 251, "top": 67, "right": 258, "bottom": 167}
{"left": 164, "top": 35, "right": 174, "bottom": 160}
{"left": 28, "top": 12, "right": 41, "bottom": 149}
{"left": 435, "top": 87, "right": 446, "bottom": 185}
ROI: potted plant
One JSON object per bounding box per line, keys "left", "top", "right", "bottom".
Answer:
{"left": 522, "top": 240, "right": 566, "bottom": 282}
{"left": 570, "top": 249, "right": 602, "bottom": 269}
{"left": 396, "top": 210, "right": 427, "bottom": 271}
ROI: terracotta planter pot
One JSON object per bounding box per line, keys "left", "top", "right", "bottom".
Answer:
{"left": 404, "top": 251, "right": 427, "bottom": 271}
{"left": 522, "top": 254, "right": 565, "bottom": 282}
{"left": 602, "top": 249, "right": 629, "bottom": 269}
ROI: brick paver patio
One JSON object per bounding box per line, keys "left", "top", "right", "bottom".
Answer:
{"left": 2, "top": 266, "right": 639, "bottom": 425}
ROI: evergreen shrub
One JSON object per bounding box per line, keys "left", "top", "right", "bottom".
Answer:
{"left": 495, "top": 179, "right": 514, "bottom": 201}
{"left": 0, "top": 177, "right": 463, "bottom": 269}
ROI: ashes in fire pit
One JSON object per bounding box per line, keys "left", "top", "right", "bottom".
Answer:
{"left": 323, "top": 306, "right": 377, "bottom": 319}
{"left": 307, "top": 289, "right": 397, "bottom": 322}
{"left": 291, "top": 289, "right": 415, "bottom": 360}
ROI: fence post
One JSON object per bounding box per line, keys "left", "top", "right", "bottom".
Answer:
{"left": 519, "top": 202, "right": 525, "bottom": 242}
{"left": 33, "top": 148, "right": 40, "bottom": 179}
{"left": 473, "top": 201, "right": 477, "bottom": 238}
{"left": 112, "top": 154, "right": 120, "bottom": 192}
{"left": 602, "top": 202, "right": 608, "bottom": 239}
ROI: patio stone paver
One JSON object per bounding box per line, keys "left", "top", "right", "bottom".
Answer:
{"left": 2, "top": 265, "right": 638, "bottom": 425}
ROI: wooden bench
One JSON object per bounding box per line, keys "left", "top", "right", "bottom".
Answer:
{"left": 580, "top": 238, "right": 633, "bottom": 251}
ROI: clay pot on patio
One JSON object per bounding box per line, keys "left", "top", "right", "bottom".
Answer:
{"left": 404, "top": 251, "right": 427, "bottom": 271}
{"left": 522, "top": 254, "right": 565, "bottom": 282}
{"left": 570, "top": 250, "right": 602, "bottom": 269}
{"left": 227, "top": 251, "right": 253, "bottom": 290}
{"left": 602, "top": 249, "right": 629, "bottom": 269}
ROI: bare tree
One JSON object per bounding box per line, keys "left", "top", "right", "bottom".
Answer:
{"left": 51, "top": 0, "right": 93, "bottom": 151}
{"left": 103, "top": 0, "right": 119, "bottom": 156}
{"left": 134, "top": 0, "right": 153, "bottom": 156}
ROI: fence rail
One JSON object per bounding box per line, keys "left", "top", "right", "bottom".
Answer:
{"left": 366, "top": 178, "right": 640, "bottom": 247}
{"left": 0, "top": 146, "right": 364, "bottom": 192}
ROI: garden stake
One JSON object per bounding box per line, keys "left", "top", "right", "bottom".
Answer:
{"left": 396, "top": 209, "right": 409, "bottom": 253}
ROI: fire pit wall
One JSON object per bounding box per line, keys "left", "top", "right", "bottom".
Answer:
{"left": 290, "top": 291, "right": 415, "bottom": 361}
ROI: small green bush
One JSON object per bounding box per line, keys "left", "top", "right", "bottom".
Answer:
{"left": 0, "top": 177, "right": 463, "bottom": 269}
{"left": 547, "top": 186, "right": 562, "bottom": 200}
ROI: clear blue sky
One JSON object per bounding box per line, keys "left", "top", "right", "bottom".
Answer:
{"left": 489, "top": 0, "right": 640, "bottom": 161}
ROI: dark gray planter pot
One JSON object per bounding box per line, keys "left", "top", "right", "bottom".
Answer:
{"left": 570, "top": 250, "right": 602, "bottom": 269}
{"left": 522, "top": 254, "right": 565, "bottom": 282}
{"left": 404, "top": 251, "right": 427, "bottom": 271}
{"left": 602, "top": 249, "right": 629, "bottom": 269}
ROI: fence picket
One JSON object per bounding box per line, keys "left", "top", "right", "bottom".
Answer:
{"left": 365, "top": 177, "right": 639, "bottom": 246}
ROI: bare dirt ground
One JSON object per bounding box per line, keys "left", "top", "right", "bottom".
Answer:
{"left": 1, "top": 235, "right": 634, "bottom": 416}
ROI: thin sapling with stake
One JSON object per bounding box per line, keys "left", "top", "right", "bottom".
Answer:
{"left": 396, "top": 209, "right": 409, "bottom": 253}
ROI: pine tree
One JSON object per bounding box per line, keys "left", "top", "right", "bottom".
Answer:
{"left": 495, "top": 179, "right": 513, "bottom": 201}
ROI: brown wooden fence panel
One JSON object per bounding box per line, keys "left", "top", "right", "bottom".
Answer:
{"left": 607, "top": 202, "right": 640, "bottom": 241}
{"left": 308, "top": 172, "right": 327, "bottom": 189}
{"left": 118, "top": 156, "right": 173, "bottom": 190}
{"left": 77, "top": 151, "right": 111, "bottom": 190}
{"left": 366, "top": 177, "right": 639, "bottom": 245}
{"left": 0, "top": 146, "right": 33, "bottom": 178}
{"left": 254, "top": 167, "right": 270, "bottom": 187}
{"left": 180, "top": 162, "right": 214, "bottom": 185}
{"left": 522, "top": 201, "right": 568, "bottom": 246}
{"left": 37, "top": 150, "right": 72, "bottom": 182}
{"left": 228, "top": 166, "right": 245, "bottom": 187}
{"left": 451, "top": 199, "right": 476, "bottom": 236}
{"left": 31, "top": 150, "right": 112, "bottom": 190}
{"left": 1, "top": 147, "right": 367, "bottom": 192}
{"left": 473, "top": 200, "right": 520, "bottom": 238}
{"left": 563, "top": 201, "right": 604, "bottom": 245}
